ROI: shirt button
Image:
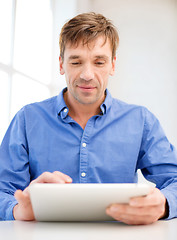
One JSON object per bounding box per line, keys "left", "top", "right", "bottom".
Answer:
{"left": 64, "top": 108, "right": 68, "bottom": 113}
{"left": 81, "top": 172, "right": 86, "bottom": 177}
{"left": 82, "top": 143, "right": 87, "bottom": 147}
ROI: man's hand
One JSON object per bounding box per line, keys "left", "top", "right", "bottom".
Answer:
{"left": 106, "top": 187, "right": 168, "bottom": 225}
{"left": 13, "top": 171, "right": 72, "bottom": 221}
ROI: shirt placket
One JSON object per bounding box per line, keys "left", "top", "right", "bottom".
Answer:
{"left": 79, "top": 118, "right": 93, "bottom": 183}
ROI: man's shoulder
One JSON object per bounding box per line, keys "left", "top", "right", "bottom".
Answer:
{"left": 111, "top": 97, "right": 147, "bottom": 113}
{"left": 23, "top": 95, "right": 58, "bottom": 111}
{"left": 110, "top": 97, "right": 157, "bottom": 124}
{"left": 14, "top": 95, "right": 59, "bottom": 121}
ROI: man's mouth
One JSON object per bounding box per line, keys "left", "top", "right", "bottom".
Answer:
{"left": 78, "top": 85, "right": 96, "bottom": 91}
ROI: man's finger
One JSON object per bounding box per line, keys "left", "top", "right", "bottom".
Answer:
{"left": 106, "top": 204, "right": 162, "bottom": 217}
{"left": 53, "top": 171, "right": 72, "bottom": 183}
{"left": 14, "top": 190, "right": 30, "bottom": 204}
{"left": 14, "top": 189, "right": 35, "bottom": 220}
{"left": 129, "top": 188, "right": 165, "bottom": 207}
{"left": 31, "top": 171, "right": 72, "bottom": 184}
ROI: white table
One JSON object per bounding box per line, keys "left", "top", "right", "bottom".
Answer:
{"left": 1, "top": 219, "right": 177, "bottom": 240}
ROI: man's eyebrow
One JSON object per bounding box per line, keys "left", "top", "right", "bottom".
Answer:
{"left": 94, "top": 55, "right": 109, "bottom": 60}
{"left": 68, "top": 55, "right": 80, "bottom": 60}
{"left": 68, "top": 55, "right": 110, "bottom": 60}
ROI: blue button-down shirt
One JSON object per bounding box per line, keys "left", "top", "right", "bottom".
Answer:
{"left": 1, "top": 88, "right": 177, "bottom": 220}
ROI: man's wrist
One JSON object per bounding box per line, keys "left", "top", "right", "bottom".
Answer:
{"left": 13, "top": 203, "right": 19, "bottom": 220}
{"left": 159, "top": 199, "right": 169, "bottom": 219}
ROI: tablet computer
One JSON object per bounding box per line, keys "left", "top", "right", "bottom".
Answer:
{"left": 29, "top": 183, "right": 151, "bottom": 222}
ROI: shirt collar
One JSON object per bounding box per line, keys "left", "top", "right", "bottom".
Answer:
{"left": 100, "top": 89, "right": 112, "bottom": 115}
{"left": 56, "top": 88, "right": 113, "bottom": 118}
{"left": 56, "top": 88, "right": 68, "bottom": 119}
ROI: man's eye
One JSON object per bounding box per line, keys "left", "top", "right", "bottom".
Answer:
{"left": 71, "top": 62, "right": 80, "bottom": 65}
{"left": 95, "top": 62, "right": 104, "bottom": 65}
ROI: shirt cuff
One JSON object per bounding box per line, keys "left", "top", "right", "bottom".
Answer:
{"left": 161, "top": 188, "right": 177, "bottom": 220}
{"left": 6, "top": 200, "right": 18, "bottom": 220}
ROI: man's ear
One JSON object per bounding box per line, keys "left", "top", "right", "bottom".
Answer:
{"left": 110, "top": 56, "right": 116, "bottom": 76}
{"left": 59, "top": 56, "right": 65, "bottom": 75}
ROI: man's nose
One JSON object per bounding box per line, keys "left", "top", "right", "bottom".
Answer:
{"left": 80, "top": 65, "right": 94, "bottom": 81}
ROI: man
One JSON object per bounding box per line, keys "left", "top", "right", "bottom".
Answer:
{"left": 0, "top": 12, "right": 177, "bottom": 225}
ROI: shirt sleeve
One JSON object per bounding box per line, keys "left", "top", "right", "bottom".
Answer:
{"left": 137, "top": 108, "right": 177, "bottom": 219}
{"left": 0, "top": 108, "right": 30, "bottom": 220}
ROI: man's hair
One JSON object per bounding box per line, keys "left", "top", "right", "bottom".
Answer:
{"left": 59, "top": 12, "right": 119, "bottom": 61}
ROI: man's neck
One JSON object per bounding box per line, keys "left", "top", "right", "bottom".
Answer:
{"left": 63, "top": 91, "right": 105, "bottom": 129}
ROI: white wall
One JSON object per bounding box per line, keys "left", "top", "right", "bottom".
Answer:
{"left": 76, "top": 0, "right": 177, "bottom": 148}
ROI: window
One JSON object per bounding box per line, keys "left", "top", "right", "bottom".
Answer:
{"left": 0, "top": 0, "right": 77, "bottom": 143}
{"left": 0, "top": 71, "right": 10, "bottom": 140}
{"left": 0, "top": 0, "right": 52, "bottom": 143}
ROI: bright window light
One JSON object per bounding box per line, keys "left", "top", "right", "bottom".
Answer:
{"left": 0, "top": 0, "right": 13, "bottom": 64}
{"left": 14, "top": 0, "right": 53, "bottom": 84}
{"left": 0, "top": 71, "right": 10, "bottom": 143}
{"left": 0, "top": 0, "right": 77, "bottom": 144}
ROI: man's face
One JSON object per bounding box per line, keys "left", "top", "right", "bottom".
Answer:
{"left": 59, "top": 36, "right": 116, "bottom": 106}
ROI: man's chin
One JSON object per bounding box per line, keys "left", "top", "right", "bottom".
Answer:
{"left": 75, "top": 96, "right": 99, "bottom": 105}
